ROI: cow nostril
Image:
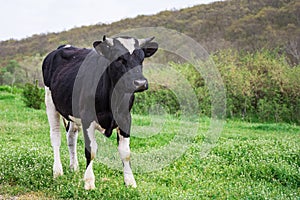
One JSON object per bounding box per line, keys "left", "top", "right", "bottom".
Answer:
{"left": 134, "top": 79, "right": 147, "bottom": 87}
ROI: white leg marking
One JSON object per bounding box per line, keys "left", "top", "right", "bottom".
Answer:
{"left": 45, "top": 87, "right": 63, "bottom": 178}
{"left": 84, "top": 160, "right": 95, "bottom": 190}
{"left": 84, "top": 121, "right": 98, "bottom": 190}
{"left": 117, "top": 129, "right": 137, "bottom": 188}
{"left": 86, "top": 121, "right": 98, "bottom": 160}
{"left": 66, "top": 122, "right": 79, "bottom": 171}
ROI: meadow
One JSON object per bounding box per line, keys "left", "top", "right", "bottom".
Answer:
{"left": 0, "top": 89, "right": 299, "bottom": 199}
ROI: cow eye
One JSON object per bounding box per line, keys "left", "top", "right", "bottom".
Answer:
{"left": 117, "top": 57, "right": 127, "bottom": 65}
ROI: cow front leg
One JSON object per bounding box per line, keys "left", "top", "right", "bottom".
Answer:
{"left": 83, "top": 121, "right": 98, "bottom": 190}
{"left": 117, "top": 128, "right": 137, "bottom": 188}
{"left": 66, "top": 122, "right": 79, "bottom": 171}
{"left": 45, "top": 87, "right": 63, "bottom": 178}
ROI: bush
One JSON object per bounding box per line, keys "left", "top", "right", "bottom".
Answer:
{"left": 133, "top": 49, "right": 300, "bottom": 124}
{"left": 133, "top": 85, "right": 180, "bottom": 116}
{"left": 214, "top": 49, "right": 300, "bottom": 124}
{"left": 22, "top": 80, "right": 44, "bottom": 109}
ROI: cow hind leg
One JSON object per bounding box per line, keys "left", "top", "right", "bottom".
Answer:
{"left": 117, "top": 128, "right": 137, "bottom": 188}
{"left": 83, "top": 121, "right": 98, "bottom": 190}
{"left": 45, "top": 87, "right": 63, "bottom": 178}
{"left": 66, "top": 121, "right": 79, "bottom": 171}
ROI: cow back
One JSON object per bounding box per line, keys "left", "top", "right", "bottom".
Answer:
{"left": 42, "top": 46, "right": 91, "bottom": 88}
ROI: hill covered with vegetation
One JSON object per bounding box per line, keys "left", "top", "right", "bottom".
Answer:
{"left": 0, "top": 0, "right": 299, "bottom": 65}
{"left": 0, "top": 0, "right": 299, "bottom": 124}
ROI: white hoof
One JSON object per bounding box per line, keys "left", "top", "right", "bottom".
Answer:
{"left": 53, "top": 162, "right": 63, "bottom": 178}
{"left": 84, "top": 179, "right": 95, "bottom": 190}
{"left": 124, "top": 174, "right": 137, "bottom": 188}
{"left": 70, "top": 161, "right": 79, "bottom": 171}
{"left": 84, "top": 161, "right": 95, "bottom": 190}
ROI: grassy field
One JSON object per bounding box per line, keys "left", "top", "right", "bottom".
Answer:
{"left": 0, "top": 90, "right": 299, "bottom": 199}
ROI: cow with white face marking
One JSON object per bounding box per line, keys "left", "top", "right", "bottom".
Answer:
{"left": 42, "top": 36, "right": 158, "bottom": 189}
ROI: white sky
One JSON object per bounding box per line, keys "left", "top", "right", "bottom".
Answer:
{"left": 0, "top": 0, "right": 218, "bottom": 41}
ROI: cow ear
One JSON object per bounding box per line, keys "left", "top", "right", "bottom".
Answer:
{"left": 93, "top": 41, "right": 102, "bottom": 48}
{"left": 142, "top": 42, "right": 158, "bottom": 58}
{"left": 93, "top": 41, "right": 110, "bottom": 56}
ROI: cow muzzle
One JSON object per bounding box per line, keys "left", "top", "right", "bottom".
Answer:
{"left": 133, "top": 79, "right": 148, "bottom": 92}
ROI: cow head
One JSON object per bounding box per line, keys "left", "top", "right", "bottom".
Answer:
{"left": 93, "top": 36, "right": 158, "bottom": 93}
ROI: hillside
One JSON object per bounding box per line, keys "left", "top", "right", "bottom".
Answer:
{"left": 0, "top": 0, "right": 299, "bottom": 66}
{"left": 0, "top": 0, "right": 300, "bottom": 124}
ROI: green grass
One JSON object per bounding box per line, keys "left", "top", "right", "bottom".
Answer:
{"left": 0, "top": 90, "right": 299, "bottom": 199}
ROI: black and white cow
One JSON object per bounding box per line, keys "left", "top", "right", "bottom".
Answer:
{"left": 42, "top": 36, "right": 158, "bottom": 189}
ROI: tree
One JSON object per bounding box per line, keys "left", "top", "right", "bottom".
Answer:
{"left": 0, "top": 60, "right": 21, "bottom": 85}
{"left": 6, "top": 60, "right": 19, "bottom": 74}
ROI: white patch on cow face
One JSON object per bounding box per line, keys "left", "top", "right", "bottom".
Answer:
{"left": 117, "top": 38, "right": 136, "bottom": 54}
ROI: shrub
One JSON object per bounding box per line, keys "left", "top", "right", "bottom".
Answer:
{"left": 22, "top": 80, "right": 44, "bottom": 109}
{"left": 133, "top": 49, "right": 300, "bottom": 124}
{"left": 214, "top": 49, "right": 300, "bottom": 124}
{"left": 133, "top": 85, "right": 180, "bottom": 116}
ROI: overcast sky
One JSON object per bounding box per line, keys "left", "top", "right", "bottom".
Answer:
{"left": 0, "top": 0, "right": 218, "bottom": 41}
